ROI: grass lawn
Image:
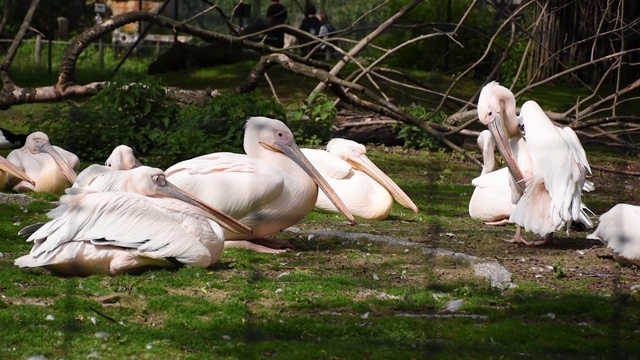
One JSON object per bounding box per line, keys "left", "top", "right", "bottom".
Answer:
{"left": 1, "top": 58, "right": 640, "bottom": 358}
{"left": 1, "top": 142, "right": 639, "bottom": 359}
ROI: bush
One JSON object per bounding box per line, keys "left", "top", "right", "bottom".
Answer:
{"left": 286, "top": 94, "right": 337, "bottom": 146}
{"left": 394, "top": 105, "right": 447, "bottom": 150}
{"left": 27, "top": 79, "right": 288, "bottom": 168}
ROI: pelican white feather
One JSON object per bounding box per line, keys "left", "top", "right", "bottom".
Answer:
{"left": 477, "top": 81, "right": 592, "bottom": 245}
{"left": 165, "top": 117, "right": 355, "bottom": 252}
{"left": 7, "top": 131, "right": 79, "bottom": 194}
{"left": 587, "top": 204, "right": 640, "bottom": 266}
{"left": 301, "top": 138, "right": 419, "bottom": 220}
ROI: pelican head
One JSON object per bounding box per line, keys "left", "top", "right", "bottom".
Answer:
{"left": 25, "top": 131, "right": 78, "bottom": 183}
{"left": 125, "top": 166, "right": 252, "bottom": 236}
{"left": 105, "top": 145, "right": 143, "bottom": 170}
{"left": 477, "top": 82, "right": 524, "bottom": 184}
{"left": 244, "top": 117, "right": 356, "bottom": 225}
{"left": 326, "top": 138, "right": 419, "bottom": 213}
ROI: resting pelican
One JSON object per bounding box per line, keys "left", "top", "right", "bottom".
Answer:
{"left": 74, "top": 145, "right": 142, "bottom": 189}
{"left": 165, "top": 117, "right": 356, "bottom": 253}
{"left": 587, "top": 204, "right": 640, "bottom": 266}
{"left": 15, "top": 166, "right": 250, "bottom": 276}
{"left": 477, "top": 81, "right": 592, "bottom": 245}
{"left": 7, "top": 131, "right": 79, "bottom": 194}
{"left": 468, "top": 130, "right": 514, "bottom": 225}
{"left": 300, "top": 138, "right": 419, "bottom": 220}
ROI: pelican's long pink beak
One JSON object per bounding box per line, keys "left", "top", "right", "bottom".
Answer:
{"left": 0, "top": 156, "right": 35, "bottom": 186}
{"left": 347, "top": 154, "right": 419, "bottom": 213}
{"left": 487, "top": 107, "right": 525, "bottom": 193}
{"left": 158, "top": 180, "right": 253, "bottom": 236}
{"left": 272, "top": 131, "right": 357, "bottom": 225}
{"left": 36, "top": 142, "right": 78, "bottom": 184}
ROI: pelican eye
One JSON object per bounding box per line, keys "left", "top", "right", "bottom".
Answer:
{"left": 488, "top": 110, "right": 494, "bottom": 117}
{"left": 277, "top": 132, "right": 283, "bottom": 137}
{"left": 152, "top": 174, "right": 167, "bottom": 186}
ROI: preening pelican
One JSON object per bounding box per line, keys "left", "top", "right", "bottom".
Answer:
{"left": 477, "top": 81, "right": 592, "bottom": 245}
{"left": 587, "top": 204, "right": 640, "bottom": 266}
{"left": 7, "top": 131, "right": 79, "bottom": 194}
{"left": 15, "top": 166, "right": 250, "bottom": 276}
{"left": 74, "top": 145, "right": 142, "bottom": 189}
{"left": 468, "top": 130, "right": 514, "bottom": 225}
{"left": 165, "top": 117, "right": 356, "bottom": 253}
{"left": 301, "top": 138, "right": 419, "bottom": 220}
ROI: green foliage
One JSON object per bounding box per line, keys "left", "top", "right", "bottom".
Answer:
{"left": 376, "top": 0, "right": 496, "bottom": 75}
{"left": 11, "top": 40, "right": 151, "bottom": 86}
{"left": 499, "top": 40, "right": 529, "bottom": 87}
{"left": 27, "top": 77, "right": 180, "bottom": 165}
{"left": 394, "top": 105, "right": 447, "bottom": 150}
{"left": 26, "top": 81, "right": 287, "bottom": 168}
{"left": 287, "top": 94, "right": 337, "bottom": 146}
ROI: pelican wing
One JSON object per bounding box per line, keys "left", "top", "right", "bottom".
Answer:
{"left": 587, "top": 204, "right": 640, "bottom": 263}
{"left": 73, "top": 164, "right": 112, "bottom": 189}
{"left": 165, "top": 153, "right": 285, "bottom": 219}
{"left": 471, "top": 167, "right": 510, "bottom": 189}
{"left": 558, "top": 127, "right": 591, "bottom": 175}
{"left": 520, "top": 101, "right": 587, "bottom": 227}
{"left": 23, "top": 191, "right": 213, "bottom": 266}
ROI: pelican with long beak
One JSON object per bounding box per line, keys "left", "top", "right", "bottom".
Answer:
{"left": 477, "top": 81, "right": 592, "bottom": 245}
{"left": 15, "top": 166, "right": 251, "bottom": 276}
{"left": 301, "top": 138, "right": 419, "bottom": 220}
{"left": 7, "top": 131, "right": 79, "bottom": 194}
{"left": 165, "top": 117, "right": 356, "bottom": 253}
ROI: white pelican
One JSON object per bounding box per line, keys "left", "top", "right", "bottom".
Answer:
{"left": 165, "top": 117, "right": 356, "bottom": 253}
{"left": 468, "top": 130, "right": 514, "bottom": 225}
{"left": 0, "top": 155, "right": 35, "bottom": 189}
{"left": 587, "top": 204, "right": 640, "bottom": 266}
{"left": 7, "top": 131, "right": 79, "bottom": 194}
{"left": 477, "top": 81, "right": 592, "bottom": 245}
{"left": 74, "top": 145, "right": 142, "bottom": 189}
{"left": 300, "top": 138, "right": 419, "bottom": 220}
{"left": 15, "top": 166, "right": 250, "bottom": 276}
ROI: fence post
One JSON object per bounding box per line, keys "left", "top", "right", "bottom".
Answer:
{"left": 35, "top": 35, "right": 42, "bottom": 65}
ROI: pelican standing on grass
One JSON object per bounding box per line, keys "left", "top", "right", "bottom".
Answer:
{"left": 477, "top": 81, "right": 592, "bottom": 245}
{"left": 587, "top": 204, "right": 640, "bottom": 266}
{"left": 7, "top": 131, "right": 79, "bottom": 194}
{"left": 301, "top": 138, "right": 419, "bottom": 220}
{"left": 468, "top": 130, "right": 514, "bottom": 225}
{"left": 165, "top": 117, "right": 356, "bottom": 253}
{"left": 15, "top": 166, "right": 251, "bottom": 276}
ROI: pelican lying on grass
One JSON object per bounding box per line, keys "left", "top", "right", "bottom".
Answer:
{"left": 166, "top": 117, "right": 355, "bottom": 253}
{"left": 7, "top": 131, "right": 79, "bottom": 194}
{"left": 477, "top": 81, "right": 593, "bottom": 245}
{"left": 587, "top": 204, "right": 640, "bottom": 266}
{"left": 15, "top": 166, "right": 250, "bottom": 276}
{"left": 301, "top": 138, "right": 419, "bottom": 220}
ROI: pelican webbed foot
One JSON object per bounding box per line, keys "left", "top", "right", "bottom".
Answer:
{"left": 224, "top": 239, "right": 291, "bottom": 254}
